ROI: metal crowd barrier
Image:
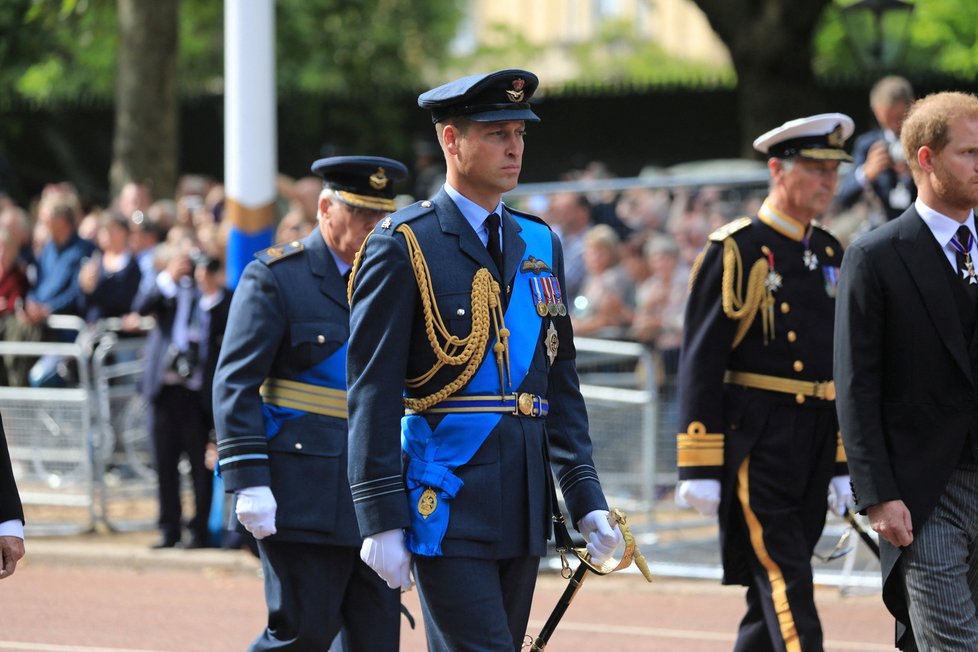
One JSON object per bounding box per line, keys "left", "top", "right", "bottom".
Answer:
{"left": 565, "top": 336, "right": 881, "bottom": 592}
{"left": 0, "top": 314, "right": 156, "bottom": 534}
{"left": 506, "top": 164, "right": 881, "bottom": 592}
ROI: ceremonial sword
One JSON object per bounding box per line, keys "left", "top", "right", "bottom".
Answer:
{"left": 845, "top": 508, "right": 880, "bottom": 559}
{"left": 526, "top": 508, "right": 653, "bottom": 650}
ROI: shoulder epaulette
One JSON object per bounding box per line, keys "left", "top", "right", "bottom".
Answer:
{"left": 505, "top": 205, "right": 550, "bottom": 229}
{"left": 811, "top": 222, "right": 842, "bottom": 244}
{"left": 376, "top": 199, "right": 436, "bottom": 235}
{"left": 255, "top": 241, "right": 304, "bottom": 265}
{"left": 708, "top": 217, "right": 752, "bottom": 243}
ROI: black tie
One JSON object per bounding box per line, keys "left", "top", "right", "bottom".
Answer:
{"left": 343, "top": 268, "right": 352, "bottom": 305}
{"left": 485, "top": 213, "right": 503, "bottom": 272}
{"left": 954, "top": 225, "right": 978, "bottom": 299}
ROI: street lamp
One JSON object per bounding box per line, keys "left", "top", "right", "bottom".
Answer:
{"left": 840, "top": 0, "right": 914, "bottom": 72}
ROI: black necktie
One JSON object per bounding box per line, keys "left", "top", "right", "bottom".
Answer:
{"left": 485, "top": 213, "right": 503, "bottom": 272}
{"left": 343, "top": 268, "right": 352, "bottom": 305}
{"left": 953, "top": 225, "right": 978, "bottom": 299}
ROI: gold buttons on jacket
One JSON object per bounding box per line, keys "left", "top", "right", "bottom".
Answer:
{"left": 294, "top": 442, "right": 303, "bottom": 450}
{"left": 795, "top": 394, "right": 806, "bottom": 404}
{"left": 787, "top": 331, "right": 797, "bottom": 343}
{"left": 316, "top": 335, "right": 326, "bottom": 344}
{"left": 780, "top": 302, "right": 790, "bottom": 314}
{"left": 793, "top": 360, "right": 804, "bottom": 372}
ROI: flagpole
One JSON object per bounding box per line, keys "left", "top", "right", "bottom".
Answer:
{"left": 224, "top": 0, "right": 277, "bottom": 288}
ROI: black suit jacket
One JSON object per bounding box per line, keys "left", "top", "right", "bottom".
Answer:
{"left": 199, "top": 290, "right": 232, "bottom": 424}
{"left": 134, "top": 276, "right": 231, "bottom": 417}
{"left": 134, "top": 277, "right": 188, "bottom": 400}
{"left": 1, "top": 415, "right": 25, "bottom": 526}
{"left": 834, "top": 206, "right": 974, "bottom": 639}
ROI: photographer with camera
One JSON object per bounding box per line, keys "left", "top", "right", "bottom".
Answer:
{"left": 836, "top": 75, "right": 917, "bottom": 224}
{"left": 134, "top": 237, "right": 231, "bottom": 549}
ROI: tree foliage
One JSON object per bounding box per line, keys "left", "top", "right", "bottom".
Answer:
{"left": 0, "top": 0, "right": 463, "bottom": 105}
{"left": 814, "top": 0, "right": 978, "bottom": 79}
{"left": 275, "top": 0, "right": 462, "bottom": 96}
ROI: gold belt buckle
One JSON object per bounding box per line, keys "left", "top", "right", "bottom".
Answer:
{"left": 813, "top": 381, "right": 836, "bottom": 401}
{"left": 515, "top": 392, "right": 535, "bottom": 416}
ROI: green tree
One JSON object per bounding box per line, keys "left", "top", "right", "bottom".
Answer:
{"left": 0, "top": 0, "right": 462, "bottom": 199}
{"left": 814, "top": 0, "right": 978, "bottom": 79}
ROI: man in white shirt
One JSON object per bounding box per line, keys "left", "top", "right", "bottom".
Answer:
{"left": 836, "top": 90, "right": 978, "bottom": 650}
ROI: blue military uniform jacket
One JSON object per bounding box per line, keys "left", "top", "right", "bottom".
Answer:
{"left": 213, "top": 229, "right": 359, "bottom": 546}
{"left": 346, "top": 188, "right": 607, "bottom": 559}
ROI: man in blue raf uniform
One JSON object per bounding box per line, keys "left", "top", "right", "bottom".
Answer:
{"left": 676, "top": 114, "right": 854, "bottom": 652}
{"left": 213, "top": 156, "right": 407, "bottom": 651}
{"left": 346, "top": 69, "right": 623, "bottom": 651}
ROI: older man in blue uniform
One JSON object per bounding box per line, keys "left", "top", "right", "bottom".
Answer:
{"left": 346, "top": 69, "right": 622, "bottom": 651}
{"left": 213, "top": 156, "right": 407, "bottom": 651}
{"left": 676, "top": 115, "right": 855, "bottom": 652}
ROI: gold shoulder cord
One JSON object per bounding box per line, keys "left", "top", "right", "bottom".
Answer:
{"left": 349, "top": 226, "right": 511, "bottom": 412}
{"left": 719, "top": 238, "right": 773, "bottom": 348}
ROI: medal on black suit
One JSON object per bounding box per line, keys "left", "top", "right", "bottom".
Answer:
{"left": 802, "top": 227, "right": 819, "bottom": 271}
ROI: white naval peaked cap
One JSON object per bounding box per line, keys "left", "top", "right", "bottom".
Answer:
{"left": 752, "top": 113, "right": 855, "bottom": 161}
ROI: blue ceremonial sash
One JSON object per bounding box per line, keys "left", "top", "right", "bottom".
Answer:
{"left": 262, "top": 341, "right": 348, "bottom": 438}
{"left": 403, "top": 215, "right": 551, "bottom": 555}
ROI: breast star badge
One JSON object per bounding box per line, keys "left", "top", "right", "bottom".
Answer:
{"left": 545, "top": 321, "right": 559, "bottom": 365}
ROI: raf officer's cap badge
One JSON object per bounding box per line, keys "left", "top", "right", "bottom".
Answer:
{"left": 369, "top": 167, "right": 389, "bottom": 191}
{"left": 418, "top": 69, "right": 541, "bottom": 124}
{"left": 310, "top": 156, "right": 407, "bottom": 213}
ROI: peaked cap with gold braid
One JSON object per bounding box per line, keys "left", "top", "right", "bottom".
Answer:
{"left": 311, "top": 156, "right": 408, "bottom": 213}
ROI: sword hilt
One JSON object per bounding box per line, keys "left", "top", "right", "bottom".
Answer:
{"left": 569, "top": 508, "right": 654, "bottom": 581}
{"left": 524, "top": 508, "right": 653, "bottom": 650}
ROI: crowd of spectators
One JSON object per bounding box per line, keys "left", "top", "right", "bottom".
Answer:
{"left": 533, "top": 169, "right": 762, "bottom": 355}
{"left": 0, "top": 153, "right": 884, "bottom": 538}
{"left": 0, "top": 172, "right": 324, "bottom": 373}
{"left": 0, "top": 150, "right": 889, "bottom": 390}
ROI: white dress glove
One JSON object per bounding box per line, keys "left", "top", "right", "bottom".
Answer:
{"left": 676, "top": 479, "right": 721, "bottom": 516}
{"left": 235, "top": 485, "right": 277, "bottom": 539}
{"left": 828, "top": 475, "right": 853, "bottom": 517}
{"left": 577, "top": 510, "right": 623, "bottom": 566}
{"left": 360, "top": 528, "right": 413, "bottom": 591}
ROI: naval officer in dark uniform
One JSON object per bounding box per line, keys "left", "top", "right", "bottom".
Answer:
{"left": 676, "top": 114, "right": 854, "bottom": 652}
{"left": 346, "top": 69, "right": 622, "bottom": 651}
{"left": 213, "top": 156, "right": 407, "bottom": 651}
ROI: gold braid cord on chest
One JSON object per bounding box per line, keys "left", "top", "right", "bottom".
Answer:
{"left": 719, "top": 238, "right": 775, "bottom": 348}
{"left": 351, "top": 225, "right": 511, "bottom": 413}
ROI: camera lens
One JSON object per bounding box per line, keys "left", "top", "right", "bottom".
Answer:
{"left": 888, "top": 140, "right": 905, "bottom": 164}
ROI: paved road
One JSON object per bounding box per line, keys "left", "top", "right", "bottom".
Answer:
{"left": 1, "top": 534, "right": 896, "bottom": 652}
